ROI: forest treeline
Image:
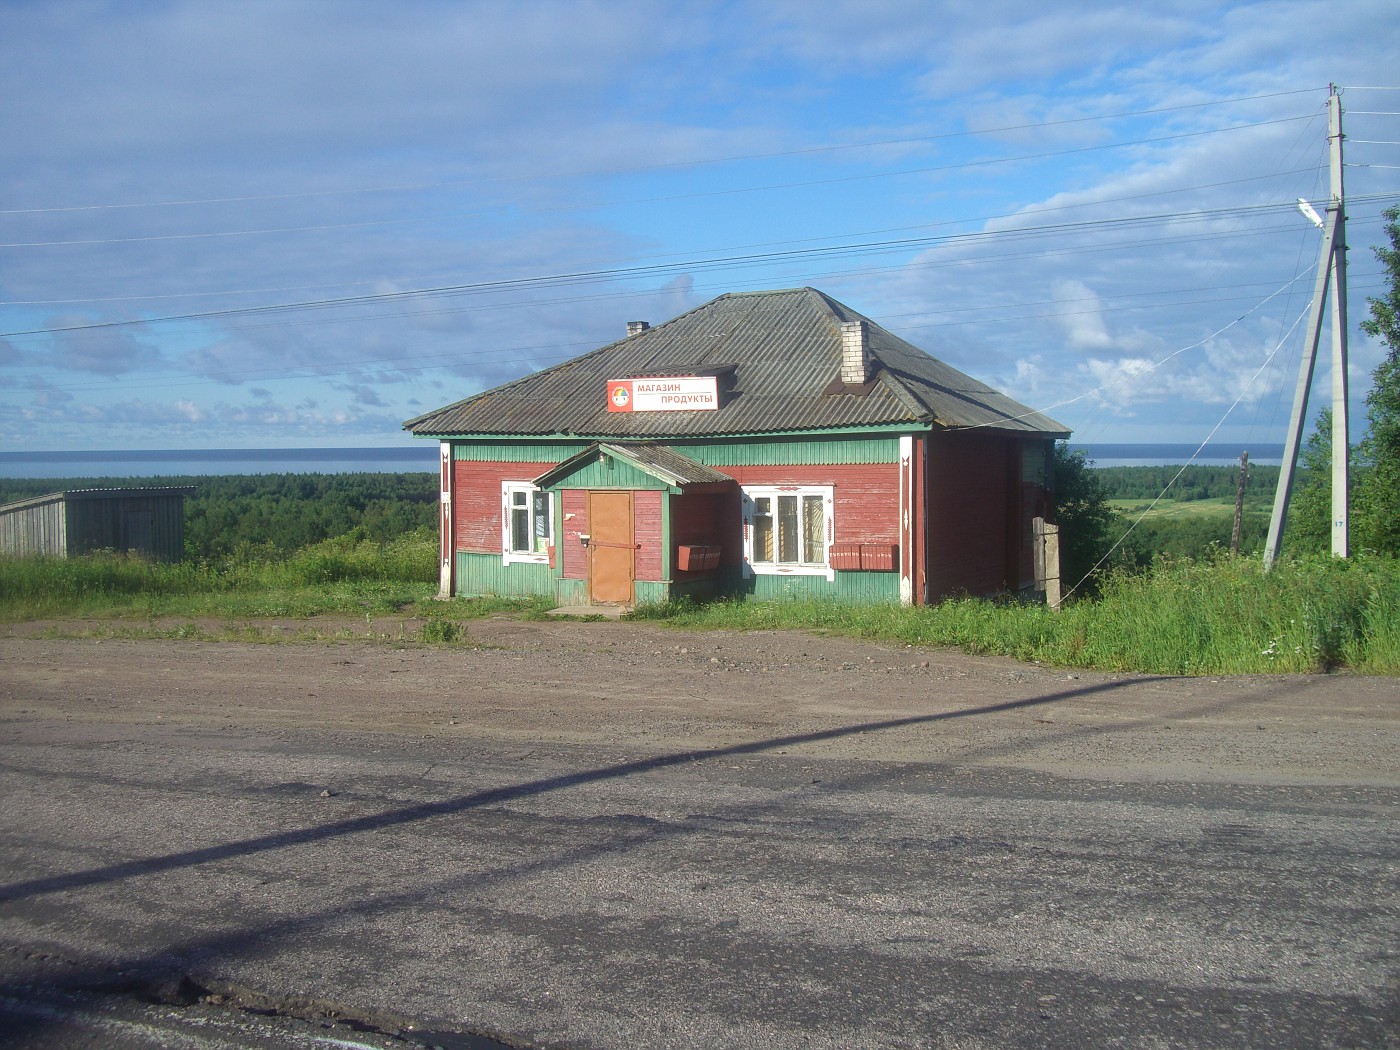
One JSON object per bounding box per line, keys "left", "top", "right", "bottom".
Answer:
{"left": 1, "top": 462, "right": 1283, "bottom": 565}
{"left": 1094, "top": 462, "right": 1279, "bottom": 503}
{"left": 1097, "top": 462, "right": 1280, "bottom": 566}
{"left": 0, "top": 473, "right": 439, "bottom": 561}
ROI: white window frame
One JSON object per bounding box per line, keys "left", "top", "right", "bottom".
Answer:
{"left": 741, "top": 485, "right": 835, "bottom": 581}
{"left": 501, "top": 481, "right": 553, "bottom": 565}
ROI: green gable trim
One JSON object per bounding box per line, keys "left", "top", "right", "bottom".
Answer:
{"left": 418, "top": 422, "right": 923, "bottom": 448}
{"left": 668, "top": 436, "right": 899, "bottom": 466}
{"left": 450, "top": 441, "right": 589, "bottom": 462}
{"left": 537, "top": 454, "right": 676, "bottom": 492}
{"left": 432, "top": 433, "right": 904, "bottom": 466}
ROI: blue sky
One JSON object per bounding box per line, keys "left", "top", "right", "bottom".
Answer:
{"left": 2, "top": 0, "right": 1399, "bottom": 452}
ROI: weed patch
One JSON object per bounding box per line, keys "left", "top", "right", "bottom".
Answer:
{"left": 5, "top": 544, "right": 1394, "bottom": 675}
{"left": 630, "top": 555, "right": 1399, "bottom": 675}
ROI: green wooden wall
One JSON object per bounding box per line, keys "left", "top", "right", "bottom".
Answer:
{"left": 546, "top": 457, "right": 673, "bottom": 491}
{"left": 449, "top": 433, "right": 907, "bottom": 605}
{"left": 452, "top": 441, "right": 585, "bottom": 462}
{"left": 455, "top": 552, "right": 555, "bottom": 597}
{"left": 746, "top": 571, "right": 900, "bottom": 603}
{"left": 669, "top": 436, "right": 899, "bottom": 466}
{"left": 450, "top": 435, "right": 902, "bottom": 467}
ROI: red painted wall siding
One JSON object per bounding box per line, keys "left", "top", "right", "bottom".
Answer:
{"left": 671, "top": 491, "right": 742, "bottom": 570}
{"left": 451, "top": 447, "right": 1048, "bottom": 600}
{"left": 452, "top": 461, "right": 555, "bottom": 553}
{"left": 633, "top": 490, "right": 662, "bottom": 581}
{"left": 558, "top": 488, "right": 660, "bottom": 580}
{"left": 721, "top": 463, "right": 899, "bottom": 544}
{"left": 924, "top": 433, "right": 1017, "bottom": 598}
{"left": 560, "top": 489, "right": 588, "bottom": 579}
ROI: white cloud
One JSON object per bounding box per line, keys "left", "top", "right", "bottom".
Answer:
{"left": 1051, "top": 280, "right": 1115, "bottom": 351}
{"left": 0, "top": 0, "right": 1396, "bottom": 451}
{"left": 173, "top": 400, "right": 205, "bottom": 423}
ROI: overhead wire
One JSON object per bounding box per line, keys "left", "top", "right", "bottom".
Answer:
{"left": 6, "top": 82, "right": 1396, "bottom": 462}
{"left": 1060, "top": 300, "right": 1313, "bottom": 601}
{"left": 42, "top": 269, "right": 1338, "bottom": 398}
{"left": 11, "top": 196, "right": 1396, "bottom": 340}
{"left": 0, "top": 117, "right": 1325, "bottom": 249}
{"left": 0, "top": 166, "right": 1330, "bottom": 307}
{"left": 0, "top": 87, "right": 1325, "bottom": 217}
{"left": 1243, "top": 113, "right": 1331, "bottom": 450}
{"left": 955, "top": 264, "right": 1320, "bottom": 436}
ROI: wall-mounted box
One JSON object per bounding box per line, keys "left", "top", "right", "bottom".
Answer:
{"left": 828, "top": 543, "right": 897, "bottom": 571}
{"left": 828, "top": 543, "right": 861, "bottom": 571}
{"left": 860, "top": 544, "right": 898, "bottom": 572}
{"left": 677, "top": 544, "right": 720, "bottom": 572}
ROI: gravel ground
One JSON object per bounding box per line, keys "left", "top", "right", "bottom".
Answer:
{"left": 1, "top": 616, "right": 1397, "bottom": 1048}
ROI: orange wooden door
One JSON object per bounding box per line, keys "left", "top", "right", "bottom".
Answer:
{"left": 588, "top": 491, "right": 634, "bottom": 604}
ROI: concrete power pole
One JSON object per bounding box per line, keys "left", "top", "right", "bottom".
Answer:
{"left": 1264, "top": 85, "right": 1350, "bottom": 568}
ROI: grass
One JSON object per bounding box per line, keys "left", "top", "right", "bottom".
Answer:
{"left": 1108, "top": 497, "right": 1241, "bottom": 519}
{"left": 629, "top": 555, "right": 1400, "bottom": 676}
{"left": 0, "top": 530, "right": 551, "bottom": 632}
{"left": 4, "top": 535, "right": 1396, "bottom": 675}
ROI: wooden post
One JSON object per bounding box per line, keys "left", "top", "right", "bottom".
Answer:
{"left": 1033, "top": 516, "right": 1045, "bottom": 591}
{"left": 1034, "top": 517, "right": 1062, "bottom": 611}
{"left": 1231, "top": 451, "right": 1249, "bottom": 556}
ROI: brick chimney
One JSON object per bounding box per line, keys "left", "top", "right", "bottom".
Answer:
{"left": 627, "top": 320, "right": 650, "bottom": 337}
{"left": 840, "top": 320, "right": 871, "bottom": 385}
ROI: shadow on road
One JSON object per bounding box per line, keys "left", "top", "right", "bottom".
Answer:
{"left": 0, "top": 671, "right": 1384, "bottom": 1048}
{"left": 0, "top": 675, "right": 1176, "bottom": 905}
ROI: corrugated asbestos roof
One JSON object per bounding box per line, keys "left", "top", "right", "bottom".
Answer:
{"left": 404, "top": 287, "right": 1069, "bottom": 439}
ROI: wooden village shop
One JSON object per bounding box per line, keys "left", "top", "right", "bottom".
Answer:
{"left": 405, "top": 288, "right": 1069, "bottom": 607}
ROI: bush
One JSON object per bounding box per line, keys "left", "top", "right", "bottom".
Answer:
{"left": 419, "top": 618, "right": 464, "bottom": 643}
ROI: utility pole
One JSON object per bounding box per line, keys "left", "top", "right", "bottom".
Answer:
{"left": 1232, "top": 451, "right": 1249, "bottom": 555}
{"left": 1264, "top": 84, "right": 1350, "bottom": 568}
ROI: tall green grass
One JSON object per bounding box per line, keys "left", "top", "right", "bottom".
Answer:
{"left": 630, "top": 554, "right": 1400, "bottom": 675}
{"left": 5, "top": 537, "right": 1396, "bottom": 674}
{"left": 0, "top": 528, "right": 442, "bottom": 620}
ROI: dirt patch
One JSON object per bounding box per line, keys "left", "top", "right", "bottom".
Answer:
{"left": 2, "top": 615, "right": 1397, "bottom": 784}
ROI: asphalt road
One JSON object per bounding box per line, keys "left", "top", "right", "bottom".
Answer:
{"left": 0, "top": 631, "right": 1397, "bottom": 1048}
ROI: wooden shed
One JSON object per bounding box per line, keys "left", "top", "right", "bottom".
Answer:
{"left": 0, "top": 487, "right": 194, "bottom": 562}
{"left": 405, "top": 287, "right": 1069, "bottom": 607}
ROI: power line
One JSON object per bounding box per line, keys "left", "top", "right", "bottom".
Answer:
{"left": 0, "top": 88, "right": 1324, "bottom": 217}
{"left": 11, "top": 196, "right": 1389, "bottom": 340}
{"left": 37, "top": 249, "right": 1388, "bottom": 399}
{"left": 1, "top": 166, "right": 1328, "bottom": 307}
{"left": 0, "top": 117, "right": 1324, "bottom": 250}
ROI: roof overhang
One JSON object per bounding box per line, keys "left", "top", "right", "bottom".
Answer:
{"left": 532, "top": 442, "right": 734, "bottom": 493}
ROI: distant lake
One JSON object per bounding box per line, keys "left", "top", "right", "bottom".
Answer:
{"left": 0, "top": 442, "right": 1285, "bottom": 479}
{"left": 0, "top": 446, "right": 439, "bottom": 479}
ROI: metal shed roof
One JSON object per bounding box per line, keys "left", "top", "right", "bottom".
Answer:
{"left": 405, "top": 288, "right": 1069, "bottom": 439}
{"left": 0, "top": 486, "right": 196, "bottom": 515}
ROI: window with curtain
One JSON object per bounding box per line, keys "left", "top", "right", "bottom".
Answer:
{"left": 743, "top": 486, "right": 832, "bottom": 574}
{"left": 501, "top": 482, "right": 552, "bottom": 564}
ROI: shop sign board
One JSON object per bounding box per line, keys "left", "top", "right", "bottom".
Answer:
{"left": 607, "top": 376, "right": 718, "bottom": 412}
